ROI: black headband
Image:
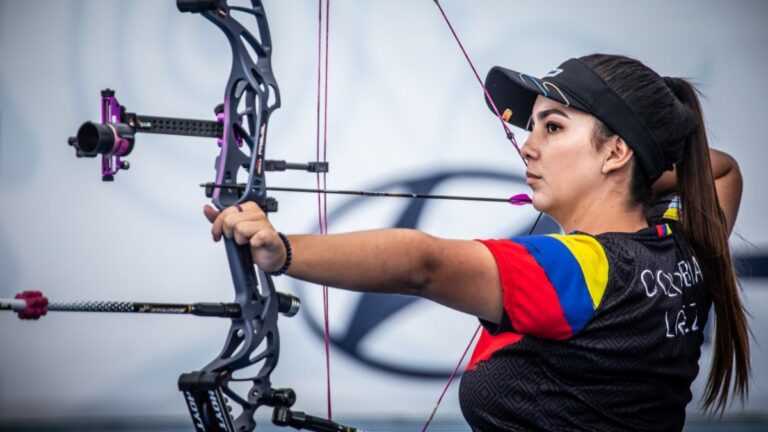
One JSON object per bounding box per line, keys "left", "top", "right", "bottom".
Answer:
{"left": 485, "top": 58, "right": 667, "bottom": 182}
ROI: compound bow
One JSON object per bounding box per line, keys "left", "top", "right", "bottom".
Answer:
{"left": 66, "top": 1, "right": 353, "bottom": 430}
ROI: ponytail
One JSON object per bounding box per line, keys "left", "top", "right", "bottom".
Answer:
{"left": 581, "top": 54, "right": 751, "bottom": 413}
{"left": 667, "top": 77, "right": 750, "bottom": 412}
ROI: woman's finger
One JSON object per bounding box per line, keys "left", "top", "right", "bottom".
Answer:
{"left": 211, "top": 205, "right": 242, "bottom": 241}
{"left": 208, "top": 201, "right": 265, "bottom": 242}
{"left": 203, "top": 205, "right": 220, "bottom": 224}
{"left": 233, "top": 220, "right": 266, "bottom": 245}
{"left": 222, "top": 211, "right": 254, "bottom": 238}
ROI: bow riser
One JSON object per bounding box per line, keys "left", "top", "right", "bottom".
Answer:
{"left": 179, "top": 2, "right": 287, "bottom": 431}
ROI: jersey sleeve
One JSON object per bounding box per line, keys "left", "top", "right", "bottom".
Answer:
{"left": 478, "top": 234, "right": 609, "bottom": 340}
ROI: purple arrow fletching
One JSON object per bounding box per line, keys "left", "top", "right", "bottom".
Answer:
{"left": 508, "top": 193, "right": 532, "bottom": 206}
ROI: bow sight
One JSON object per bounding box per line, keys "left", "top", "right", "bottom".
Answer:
{"left": 68, "top": 89, "right": 327, "bottom": 187}
{"left": 68, "top": 88, "right": 226, "bottom": 181}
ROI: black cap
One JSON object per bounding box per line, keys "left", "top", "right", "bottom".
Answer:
{"left": 485, "top": 58, "right": 667, "bottom": 182}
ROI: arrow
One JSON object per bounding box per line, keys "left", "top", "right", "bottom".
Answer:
{"left": 200, "top": 183, "right": 532, "bottom": 205}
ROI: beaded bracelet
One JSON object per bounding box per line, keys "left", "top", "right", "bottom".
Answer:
{"left": 268, "top": 232, "right": 292, "bottom": 276}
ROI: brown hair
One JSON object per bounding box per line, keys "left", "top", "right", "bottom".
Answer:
{"left": 582, "top": 53, "right": 750, "bottom": 412}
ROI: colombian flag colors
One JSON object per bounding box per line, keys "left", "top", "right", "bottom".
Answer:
{"left": 510, "top": 234, "right": 609, "bottom": 336}
{"left": 656, "top": 223, "right": 673, "bottom": 237}
{"left": 468, "top": 234, "right": 609, "bottom": 369}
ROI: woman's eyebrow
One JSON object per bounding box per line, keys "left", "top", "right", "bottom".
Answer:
{"left": 535, "top": 108, "right": 570, "bottom": 122}
{"left": 527, "top": 108, "right": 570, "bottom": 130}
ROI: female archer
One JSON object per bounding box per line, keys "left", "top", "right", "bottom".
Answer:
{"left": 205, "top": 54, "right": 749, "bottom": 431}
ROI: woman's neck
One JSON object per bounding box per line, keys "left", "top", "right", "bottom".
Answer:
{"left": 555, "top": 191, "right": 649, "bottom": 235}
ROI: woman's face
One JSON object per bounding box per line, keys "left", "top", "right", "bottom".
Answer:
{"left": 522, "top": 95, "right": 606, "bottom": 221}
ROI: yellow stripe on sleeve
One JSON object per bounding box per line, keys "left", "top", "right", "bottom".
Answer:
{"left": 550, "top": 234, "right": 609, "bottom": 309}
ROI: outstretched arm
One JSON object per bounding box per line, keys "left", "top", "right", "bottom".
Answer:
{"left": 652, "top": 149, "right": 743, "bottom": 235}
{"left": 204, "top": 203, "right": 504, "bottom": 323}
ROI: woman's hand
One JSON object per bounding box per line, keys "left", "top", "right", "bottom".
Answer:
{"left": 203, "top": 201, "right": 287, "bottom": 273}
{"left": 651, "top": 149, "right": 742, "bottom": 234}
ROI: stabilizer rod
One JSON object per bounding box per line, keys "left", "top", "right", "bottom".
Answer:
{"left": 2, "top": 291, "right": 300, "bottom": 319}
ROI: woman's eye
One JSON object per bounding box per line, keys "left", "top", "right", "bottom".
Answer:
{"left": 546, "top": 123, "right": 561, "bottom": 133}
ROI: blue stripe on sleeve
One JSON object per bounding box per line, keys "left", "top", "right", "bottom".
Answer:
{"left": 511, "top": 235, "right": 595, "bottom": 333}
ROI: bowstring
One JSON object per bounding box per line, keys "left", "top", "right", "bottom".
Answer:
{"left": 316, "top": 0, "right": 333, "bottom": 421}
{"left": 433, "top": 1, "right": 524, "bottom": 160}
{"left": 323, "top": 0, "right": 332, "bottom": 419}
{"left": 422, "top": 2, "right": 545, "bottom": 430}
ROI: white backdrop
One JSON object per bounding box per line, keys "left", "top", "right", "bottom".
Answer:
{"left": 1, "top": 0, "right": 767, "bottom": 425}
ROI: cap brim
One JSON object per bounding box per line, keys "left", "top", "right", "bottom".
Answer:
{"left": 484, "top": 66, "right": 584, "bottom": 129}
{"left": 485, "top": 67, "right": 539, "bottom": 129}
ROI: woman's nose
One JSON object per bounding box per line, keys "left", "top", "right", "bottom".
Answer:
{"left": 521, "top": 136, "right": 536, "bottom": 163}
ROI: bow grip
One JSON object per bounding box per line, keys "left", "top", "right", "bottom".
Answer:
{"left": 223, "top": 237, "right": 259, "bottom": 296}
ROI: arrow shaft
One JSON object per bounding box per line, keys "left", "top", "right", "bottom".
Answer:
{"left": 270, "top": 186, "right": 511, "bottom": 202}
{"left": 203, "top": 184, "right": 514, "bottom": 203}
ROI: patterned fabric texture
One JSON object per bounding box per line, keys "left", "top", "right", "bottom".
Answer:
{"left": 460, "top": 203, "right": 709, "bottom": 431}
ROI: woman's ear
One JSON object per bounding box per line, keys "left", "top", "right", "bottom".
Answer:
{"left": 601, "top": 135, "right": 634, "bottom": 174}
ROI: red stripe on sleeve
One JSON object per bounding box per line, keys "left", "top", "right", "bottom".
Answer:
{"left": 480, "top": 239, "right": 573, "bottom": 340}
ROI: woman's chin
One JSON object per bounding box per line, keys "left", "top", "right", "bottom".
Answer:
{"left": 530, "top": 194, "right": 557, "bottom": 219}
{"left": 530, "top": 193, "right": 545, "bottom": 212}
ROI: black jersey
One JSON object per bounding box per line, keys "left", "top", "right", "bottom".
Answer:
{"left": 459, "top": 199, "right": 710, "bottom": 431}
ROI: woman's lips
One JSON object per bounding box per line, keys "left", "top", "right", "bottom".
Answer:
{"left": 526, "top": 171, "right": 542, "bottom": 185}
